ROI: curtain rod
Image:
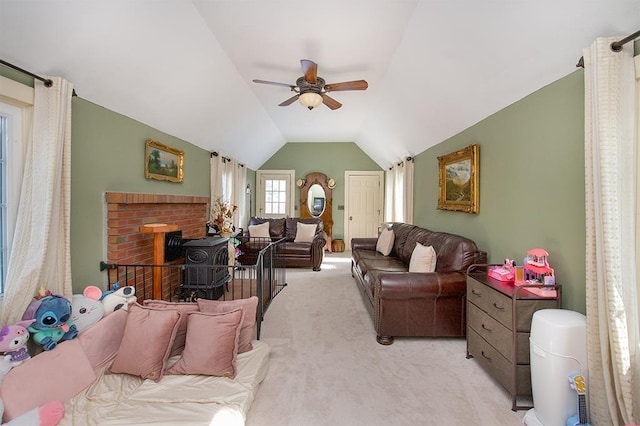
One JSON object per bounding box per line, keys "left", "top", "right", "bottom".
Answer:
{"left": 576, "top": 29, "right": 640, "bottom": 68}
{"left": 0, "top": 59, "right": 53, "bottom": 87}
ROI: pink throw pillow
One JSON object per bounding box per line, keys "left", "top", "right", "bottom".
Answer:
{"left": 142, "top": 300, "right": 199, "bottom": 357}
{"left": 165, "top": 309, "right": 244, "bottom": 378}
{"left": 109, "top": 303, "right": 181, "bottom": 382}
{"left": 197, "top": 296, "right": 258, "bottom": 353}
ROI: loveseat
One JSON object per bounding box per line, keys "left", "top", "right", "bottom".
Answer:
{"left": 0, "top": 298, "right": 270, "bottom": 425}
{"left": 238, "top": 217, "right": 327, "bottom": 271}
{"left": 351, "top": 222, "right": 486, "bottom": 345}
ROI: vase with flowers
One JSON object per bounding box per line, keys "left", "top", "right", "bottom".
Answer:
{"left": 207, "top": 196, "right": 238, "bottom": 238}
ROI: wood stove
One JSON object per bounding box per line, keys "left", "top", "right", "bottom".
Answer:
{"left": 182, "top": 237, "right": 231, "bottom": 300}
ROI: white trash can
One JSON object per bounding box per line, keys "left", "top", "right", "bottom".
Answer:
{"left": 523, "top": 309, "right": 587, "bottom": 426}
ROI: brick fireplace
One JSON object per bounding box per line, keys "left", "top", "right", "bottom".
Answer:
{"left": 104, "top": 192, "right": 209, "bottom": 299}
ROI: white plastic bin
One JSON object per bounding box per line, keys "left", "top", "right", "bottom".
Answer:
{"left": 523, "top": 309, "right": 587, "bottom": 426}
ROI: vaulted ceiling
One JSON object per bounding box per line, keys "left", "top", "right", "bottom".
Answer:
{"left": 0, "top": 1, "right": 638, "bottom": 169}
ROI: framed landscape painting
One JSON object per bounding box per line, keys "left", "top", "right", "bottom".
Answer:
{"left": 145, "top": 139, "right": 184, "bottom": 183}
{"left": 437, "top": 144, "right": 479, "bottom": 214}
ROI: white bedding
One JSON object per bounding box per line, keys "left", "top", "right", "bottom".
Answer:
{"left": 60, "top": 340, "right": 270, "bottom": 426}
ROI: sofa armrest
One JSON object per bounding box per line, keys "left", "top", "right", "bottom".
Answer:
{"left": 310, "top": 231, "right": 328, "bottom": 271}
{"left": 376, "top": 271, "right": 466, "bottom": 300}
{"left": 351, "top": 238, "right": 378, "bottom": 252}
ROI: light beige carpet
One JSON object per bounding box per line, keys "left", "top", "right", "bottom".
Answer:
{"left": 246, "top": 251, "right": 526, "bottom": 426}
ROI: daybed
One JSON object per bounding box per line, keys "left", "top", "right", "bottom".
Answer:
{"left": 351, "top": 222, "right": 486, "bottom": 345}
{"left": 0, "top": 298, "right": 270, "bottom": 426}
{"left": 238, "top": 217, "right": 327, "bottom": 271}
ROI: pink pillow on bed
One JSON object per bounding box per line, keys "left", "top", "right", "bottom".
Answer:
{"left": 165, "top": 309, "right": 244, "bottom": 378}
{"left": 109, "top": 303, "right": 181, "bottom": 382}
{"left": 142, "top": 300, "right": 199, "bottom": 357}
{"left": 197, "top": 296, "right": 258, "bottom": 353}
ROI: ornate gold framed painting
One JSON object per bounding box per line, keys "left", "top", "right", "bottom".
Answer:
{"left": 437, "top": 144, "right": 479, "bottom": 214}
{"left": 145, "top": 139, "right": 184, "bottom": 183}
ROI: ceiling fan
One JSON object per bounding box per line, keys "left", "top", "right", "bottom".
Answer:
{"left": 253, "top": 59, "right": 368, "bottom": 110}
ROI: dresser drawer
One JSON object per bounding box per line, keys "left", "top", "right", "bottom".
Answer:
{"left": 467, "top": 278, "right": 512, "bottom": 328}
{"left": 468, "top": 303, "right": 513, "bottom": 362}
{"left": 468, "top": 328, "right": 513, "bottom": 393}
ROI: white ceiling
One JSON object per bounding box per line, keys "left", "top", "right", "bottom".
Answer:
{"left": 0, "top": 1, "right": 638, "bottom": 169}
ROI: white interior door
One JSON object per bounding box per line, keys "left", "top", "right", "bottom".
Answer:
{"left": 256, "top": 170, "right": 295, "bottom": 218}
{"left": 344, "top": 171, "right": 384, "bottom": 246}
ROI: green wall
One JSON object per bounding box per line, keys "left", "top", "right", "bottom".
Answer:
{"left": 71, "top": 98, "right": 210, "bottom": 291}
{"left": 413, "top": 70, "right": 586, "bottom": 313}
{"left": 259, "top": 142, "right": 382, "bottom": 239}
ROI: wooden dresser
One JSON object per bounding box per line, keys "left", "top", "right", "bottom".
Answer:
{"left": 466, "top": 266, "right": 561, "bottom": 410}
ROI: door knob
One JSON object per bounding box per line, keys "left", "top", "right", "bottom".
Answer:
{"left": 349, "top": 216, "right": 353, "bottom": 221}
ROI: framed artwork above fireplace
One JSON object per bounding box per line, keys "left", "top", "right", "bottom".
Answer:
{"left": 145, "top": 139, "right": 184, "bottom": 183}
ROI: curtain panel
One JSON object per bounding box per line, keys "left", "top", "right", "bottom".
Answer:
{"left": 0, "top": 77, "right": 73, "bottom": 326}
{"left": 583, "top": 37, "right": 638, "bottom": 425}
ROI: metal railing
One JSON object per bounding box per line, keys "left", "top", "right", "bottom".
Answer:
{"left": 100, "top": 238, "right": 286, "bottom": 338}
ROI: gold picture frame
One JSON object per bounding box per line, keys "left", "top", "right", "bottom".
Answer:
{"left": 437, "top": 144, "right": 479, "bottom": 214}
{"left": 144, "top": 139, "right": 184, "bottom": 183}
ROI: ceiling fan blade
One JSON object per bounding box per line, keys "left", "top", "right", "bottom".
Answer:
{"left": 324, "top": 80, "right": 369, "bottom": 92}
{"left": 279, "top": 94, "right": 300, "bottom": 106}
{"left": 300, "top": 59, "right": 317, "bottom": 84}
{"left": 253, "top": 79, "right": 296, "bottom": 90}
{"left": 322, "top": 94, "right": 342, "bottom": 110}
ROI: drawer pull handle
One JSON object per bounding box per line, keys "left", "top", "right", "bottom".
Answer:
{"left": 481, "top": 323, "right": 492, "bottom": 332}
{"left": 471, "top": 289, "right": 482, "bottom": 297}
{"left": 492, "top": 302, "right": 505, "bottom": 311}
{"left": 481, "top": 351, "right": 491, "bottom": 361}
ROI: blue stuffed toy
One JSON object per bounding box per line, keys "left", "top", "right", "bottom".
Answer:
{"left": 22, "top": 293, "right": 78, "bottom": 351}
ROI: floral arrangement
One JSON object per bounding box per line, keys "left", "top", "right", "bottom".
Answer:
{"left": 207, "top": 196, "right": 238, "bottom": 234}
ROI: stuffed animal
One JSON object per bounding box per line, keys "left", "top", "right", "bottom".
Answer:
{"left": 0, "top": 321, "right": 34, "bottom": 366}
{"left": 22, "top": 295, "right": 78, "bottom": 351}
{"left": 101, "top": 284, "right": 136, "bottom": 316}
{"left": 0, "top": 355, "right": 64, "bottom": 426}
{"left": 70, "top": 286, "right": 105, "bottom": 333}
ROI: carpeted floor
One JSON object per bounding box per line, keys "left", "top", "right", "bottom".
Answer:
{"left": 246, "top": 251, "right": 526, "bottom": 426}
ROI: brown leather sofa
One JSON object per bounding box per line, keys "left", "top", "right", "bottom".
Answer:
{"left": 238, "top": 217, "right": 327, "bottom": 271}
{"left": 351, "top": 222, "right": 486, "bottom": 344}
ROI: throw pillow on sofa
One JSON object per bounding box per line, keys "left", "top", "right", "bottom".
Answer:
{"left": 109, "top": 303, "right": 181, "bottom": 382}
{"left": 197, "top": 296, "right": 258, "bottom": 353}
{"left": 248, "top": 222, "right": 270, "bottom": 239}
{"left": 165, "top": 309, "right": 244, "bottom": 378}
{"left": 376, "top": 227, "right": 394, "bottom": 256}
{"left": 293, "top": 222, "right": 317, "bottom": 243}
{"left": 408, "top": 242, "right": 437, "bottom": 273}
{"left": 142, "top": 300, "right": 199, "bottom": 357}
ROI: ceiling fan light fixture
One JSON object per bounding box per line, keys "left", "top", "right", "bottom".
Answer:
{"left": 298, "top": 92, "right": 323, "bottom": 110}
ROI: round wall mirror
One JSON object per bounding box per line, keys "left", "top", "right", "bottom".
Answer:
{"left": 307, "top": 184, "right": 326, "bottom": 217}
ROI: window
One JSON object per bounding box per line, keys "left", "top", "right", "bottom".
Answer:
{"left": 0, "top": 101, "right": 24, "bottom": 293}
{"left": 0, "top": 76, "right": 32, "bottom": 294}
{"left": 264, "top": 179, "right": 287, "bottom": 215}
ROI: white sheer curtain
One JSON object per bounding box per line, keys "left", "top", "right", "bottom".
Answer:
{"left": 384, "top": 157, "right": 414, "bottom": 224}
{"left": 583, "top": 37, "right": 638, "bottom": 425}
{"left": 209, "top": 153, "right": 247, "bottom": 230}
{"left": 0, "top": 77, "right": 73, "bottom": 326}
{"left": 233, "top": 164, "right": 247, "bottom": 230}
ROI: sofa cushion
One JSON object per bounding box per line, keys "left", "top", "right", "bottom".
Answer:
{"left": 109, "top": 303, "right": 181, "bottom": 382}
{"left": 358, "top": 257, "right": 407, "bottom": 278}
{"left": 376, "top": 227, "right": 395, "bottom": 256}
{"left": 294, "top": 222, "right": 317, "bottom": 243}
{"left": 142, "top": 300, "right": 199, "bottom": 357}
{"left": 197, "top": 296, "right": 258, "bottom": 353}
{"left": 165, "top": 309, "right": 244, "bottom": 378}
{"left": 248, "top": 222, "right": 270, "bottom": 239}
{"left": 408, "top": 243, "right": 437, "bottom": 272}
